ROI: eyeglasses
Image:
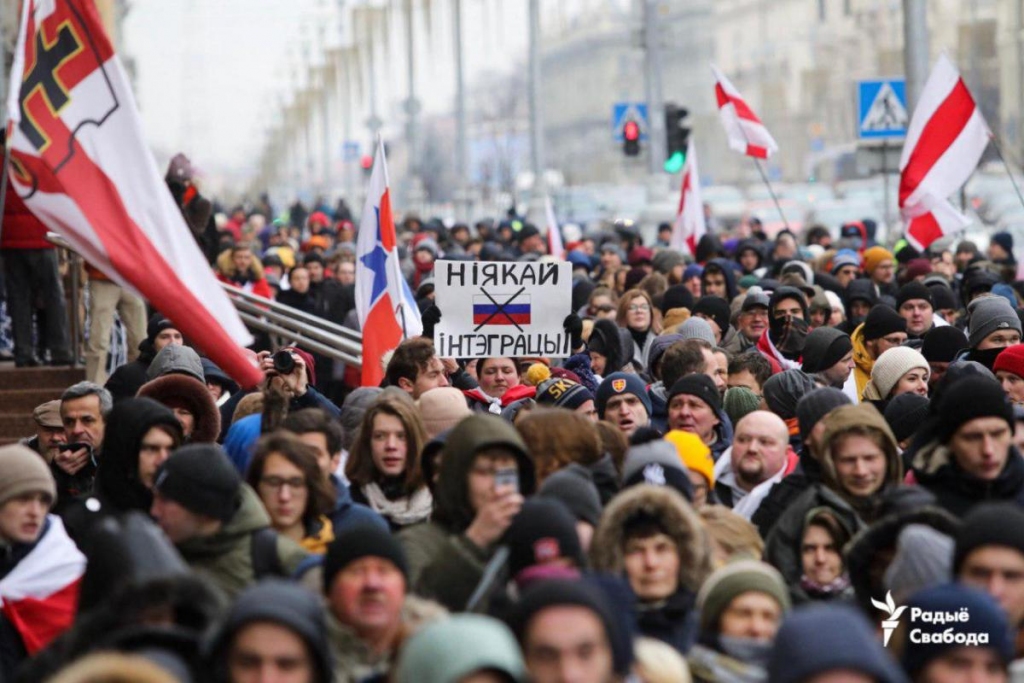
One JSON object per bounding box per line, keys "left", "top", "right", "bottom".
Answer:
{"left": 627, "top": 304, "right": 651, "bottom": 313}
{"left": 880, "top": 336, "right": 906, "bottom": 346}
{"left": 260, "top": 476, "right": 306, "bottom": 492}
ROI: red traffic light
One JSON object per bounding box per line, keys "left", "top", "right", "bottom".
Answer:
{"left": 360, "top": 154, "right": 373, "bottom": 170}
{"left": 623, "top": 120, "right": 640, "bottom": 142}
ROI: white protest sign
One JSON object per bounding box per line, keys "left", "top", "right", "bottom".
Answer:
{"left": 434, "top": 259, "right": 573, "bottom": 359}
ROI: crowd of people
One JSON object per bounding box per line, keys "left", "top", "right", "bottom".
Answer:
{"left": 6, "top": 175, "right": 1024, "bottom": 683}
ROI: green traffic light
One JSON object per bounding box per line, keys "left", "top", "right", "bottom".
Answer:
{"left": 663, "top": 150, "right": 686, "bottom": 173}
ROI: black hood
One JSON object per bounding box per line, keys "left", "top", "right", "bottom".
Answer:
{"left": 702, "top": 258, "right": 738, "bottom": 301}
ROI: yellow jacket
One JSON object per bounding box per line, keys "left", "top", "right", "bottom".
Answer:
{"left": 851, "top": 322, "right": 874, "bottom": 400}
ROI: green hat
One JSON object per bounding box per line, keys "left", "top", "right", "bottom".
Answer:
{"left": 696, "top": 559, "right": 791, "bottom": 634}
{"left": 723, "top": 387, "right": 761, "bottom": 426}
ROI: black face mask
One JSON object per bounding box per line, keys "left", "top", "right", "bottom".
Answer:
{"left": 769, "top": 314, "right": 809, "bottom": 360}
{"left": 968, "top": 346, "right": 1003, "bottom": 370}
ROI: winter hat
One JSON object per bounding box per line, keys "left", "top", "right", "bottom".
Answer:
{"left": 208, "top": 580, "right": 332, "bottom": 683}
{"left": 505, "top": 499, "right": 584, "bottom": 579}
{"left": 200, "top": 358, "right": 238, "bottom": 394}
{"left": 967, "top": 296, "right": 1021, "bottom": 348}
{"left": 896, "top": 282, "right": 934, "bottom": 310}
{"left": 146, "top": 314, "right": 177, "bottom": 343}
{"left": 769, "top": 286, "right": 808, "bottom": 319}
{"left": 668, "top": 374, "right": 722, "bottom": 413}
{"left": 415, "top": 238, "right": 439, "bottom": 257}
{"left": 863, "top": 347, "right": 929, "bottom": 401}
{"left": 846, "top": 280, "right": 878, "bottom": 307}
{"left": 416, "top": 387, "right": 472, "bottom": 438}
{"left": 587, "top": 320, "right": 624, "bottom": 370}
{"left": 624, "top": 267, "right": 647, "bottom": 291}
{"left": 905, "top": 258, "right": 933, "bottom": 281}
{"left": 661, "top": 285, "right": 695, "bottom": 316}
{"left": 830, "top": 251, "right": 861, "bottom": 274}
{"left": 862, "top": 246, "right": 894, "bottom": 275}
{"left": 32, "top": 399, "right": 62, "bottom": 429}
{"left": 664, "top": 429, "right": 715, "bottom": 488}
{"left": 935, "top": 376, "right": 1013, "bottom": 444}
{"left": 535, "top": 377, "right": 595, "bottom": 411}
{"left": 683, "top": 263, "right": 704, "bottom": 281}
{"left": 677, "top": 317, "right": 717, "bottom": 345}
{"left": 883, "top": 524, "right": 954, "bottom": 604}
{"left": 596, "top": 372, "right": 651, "bottom": 419}
{"left": 696, "top": 560, "right": 791, "bottom": 634}
{"left": 994, "top": 344, "right": 1024, "bottom": 380}
{"left": 953, "top": 503, "right": 1024, "bottom": 574}
{"left": 628, "top": 246, "right": 654, "bottom": 267}
{"left": 861, "top": 305, "right": 907, "bottom": 341}
{"left": 652, "top": 250, "right": 686, "bottom": 277}
{"left": 927, "top": 282, "right": 959, "bottom": 311}
{"left": 921, "top": 326, "right": 968, "bottom": 363}
{"left": 763, "top": 370, "right": 816, "bottom": 420}
{"left": 622, "top": 440, "right": 694, "bottom": 501}
{"left": 902, "top": 584, "right": 1014, "bottom": 675}
{"left": 693, "top": 297, "right": 731, "bottom": 336}
{"left": 795, "top": 388, "right": 851, "bottom": 444}
{"left": 883, "top": 393, "right": 930, "bottom": 443}
{"left": 323, "top": 524, "right": 410, "bottom": 592}
{"left": 800, "top": 328, "right": 852, "bottom": 374}
{"left": 395, "top": 614, "right": 526, "bottom": 683}
{"left": 0, "top": 444, "right": 56, "bottom": 508}
{"left": 768, "top": 604, "right": 908, "bottom": 683}
{"left": 741, "top": 291, "right": 771, "bottom": 313}
{"left": 992, "top": 231, "right": 1014, "bottom": 255}
{"left": 152, "top": 444, "right": 240, "bottom": 523}
{"left": 537, "top": 464, "right": 603, "bottom": 527}
{"left": 146, "top": 344, "right": 204, "bottom": 382}
{"left": 723, "top": 387, "right": 761, "bottom": 427}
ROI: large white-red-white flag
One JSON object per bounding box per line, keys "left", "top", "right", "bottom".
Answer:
{"left": 6, "top": 0, "right": 262, "bottom": 388}
{"left": 671, "top": 138, "right": 706, "bottom": 256}
{"left": 711, "top": 64, "right": 779, "bottom": 159}
{"left": 900, "top": 55, "right": 990, "bottom": 250}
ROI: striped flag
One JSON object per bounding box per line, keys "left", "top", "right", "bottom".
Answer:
{"left": 545, "top": 196, "right": 564, "bottom": 259}
{"left": 355, "top": 137, "right": 422, "bottom": 386}
{"left": 711, "top": 64, "right": 779, "bottom": 159}
{"left": 899, "top": 55, "right": 990, "bottom": 250}
{"left": 671, "top": 138, "right": 706, "bottom": 256}
{"left": 5, "top": 0, "right": 262, "bottom": 389}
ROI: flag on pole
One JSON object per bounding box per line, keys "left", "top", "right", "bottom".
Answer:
{"left": 671, "top": 138, "right": 706, "bottom": 256}
{"left": 711, "top": 64, "right": 779, "bottom": 159}
{"left": 899, "top": 55, "right": 990, "bottom": 250}
{"left": 355, "top": 137, "right": 422, "bottom": 387}
{"left": 5, "top": 0, "right": 262, "bottom": 388}
{"left": 545, "top": 196, "right": 564, "bottom": 259}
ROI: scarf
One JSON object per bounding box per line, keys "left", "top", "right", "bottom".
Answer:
{"left": 755, "top": 330, "right": 801, "bottom": 374}
{"left": 360, "top": 483, "right": 433, "bottom": 527}
{"left": 799, "top": 572, "right": 851, "bottom": 597}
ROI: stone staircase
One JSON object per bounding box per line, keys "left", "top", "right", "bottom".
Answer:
{"left": 0, "top": 365, "right": 85, "bottom": 444}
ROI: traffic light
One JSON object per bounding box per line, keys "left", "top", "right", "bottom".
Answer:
{"left": 622, "top": 120, "right": 641, "bottom": 157}
{"left": 360, "top": 154, "right": 373, "bottom": 177}
{"left": 663, "top": 103, "right": 691, "bottom": 173}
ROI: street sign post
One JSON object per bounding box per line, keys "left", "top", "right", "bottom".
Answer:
{"left": 857, "top": 79, "right": 909, "bottom": 139}
{"left": 612, "top": 103, "right": 649, "bottom": 142}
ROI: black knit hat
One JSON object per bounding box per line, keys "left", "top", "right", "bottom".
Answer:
{"left": 323, "top": 525, "right": 409, "bottom": 592}
{"left": 795, "top": 388, "right": 851, "bottom": 443}
{"left": 927, "top": 282, "right": 958, "bottom": 311}
{"left": 147, "top": 313, "right": 177, "bottom": 343}
{"left": 661, "top": 285, "right": 694, "bottom": 316}
{"left": 883, "top": 393, "right": 930, "bottom": 443}
{"left": 954, "top": 503, "right": 1024, "bottom": 574}
{"left": 769, "top": 286, "right": 808, "bottom": 319}
{"left": 153, "top": 444, "right": 240, "bottom": 523}
{"left": 504, "top": 499, "right": 584, "bottom": 579}
{"left": 537, "top": 465, "right": 603, "bottom": 526}
{"left": 920, "top": 326, "right": 968, "bottom": 363}
{"left": 693, "top": 297, "right": 731, "bottom": 336}
{"left": 801, "top": 327, "right": 853, "bottom": 374}
{"left": 861, "top": 305, "right": 907, "bottom": 342}
{"left": 936, "top": 376, "right": 1013, "bottom": 444}
{"left": 896, "top": 282, "right": 934, "bottom": 309}
{"left": 668, "top": 374, "right": 722, "bottom": 413}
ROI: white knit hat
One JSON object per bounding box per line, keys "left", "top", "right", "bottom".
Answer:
{"left": 863, "top": 346, "right": 930, "bottom": 401}
{"left": 415, "top": 387, "right": 472, "bottom": 439}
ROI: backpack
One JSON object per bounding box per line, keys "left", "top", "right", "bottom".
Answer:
{"left": 250, "top": 527, "right": 285, "bottom": 579}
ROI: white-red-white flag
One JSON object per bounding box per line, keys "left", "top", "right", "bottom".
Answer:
{"left": 6, "top": 0, "right": 262, "bottom": 388}
{"left": 899, "top": 55, "right": 990, "bottom": 250}
{"left": 671, "top": 139, "right": 706, "bottom": 256}
{"left": 711, "top": 64, "right": 779, "bottom": 159}
{"left": 545, "top": 196, "right": 565, "bottom": 259}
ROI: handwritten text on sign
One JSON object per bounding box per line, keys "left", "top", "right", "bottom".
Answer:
{"left": 434, "top": 260, "right": 572, "bottom": 359}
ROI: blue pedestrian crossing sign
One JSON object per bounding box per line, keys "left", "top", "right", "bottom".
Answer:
{"left": 858, "top": 79, "right": 909, "bottom": 139}
{"left": 612, "top": 103, "right": 649, "bottom": 142}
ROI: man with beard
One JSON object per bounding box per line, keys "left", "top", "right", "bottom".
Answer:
{"left": 714, "top": 412, "right": 793, "bottom": 517}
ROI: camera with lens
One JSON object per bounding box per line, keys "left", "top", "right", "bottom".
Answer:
{"left": 272, "top": 350, "right": 295, "bottom": 375}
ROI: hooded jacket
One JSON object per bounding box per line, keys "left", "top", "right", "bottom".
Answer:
{"left": 734, "top": 240, "right": 764, "bottom": 275}
{"left": 850, "top": 322, "right": 874, "bottom": 399}
{"left": 590, "top": 485, "right": 713, "bottom": 653}
{"left": 703, "top": 258, "right": 739, "bottom": 302}
{"left": 174, "top": 484, "right": 309, "bottom": 599}
{"left": 137, "top": 374, "right": 221, "bottom": 444}
{"left": 398, "top": 415, "right": 535, "bottom": 611}
{"left": 911, "top": 439, "right": 1024, "bottom": 517}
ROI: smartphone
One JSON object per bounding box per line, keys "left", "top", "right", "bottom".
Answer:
{"left": 493, "top": 468, "right": 519, "bottom": 493}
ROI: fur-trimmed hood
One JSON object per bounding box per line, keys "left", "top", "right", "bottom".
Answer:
{"left": 589, "top": 484, "right": 713, "bottom": 594}
{"left": 215, "top": 248, "right": 266, "bottom": 281}
{"left": 137, "top": 374, "right": 221, "bottom": 444}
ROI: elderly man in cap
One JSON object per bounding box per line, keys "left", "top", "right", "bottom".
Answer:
{"left": 24, "top": 399, "right": 65, "bottom": 463}
{"left": 668, "top": 374, "right": 732, "bottom": 461}
{"left": 725, "top": 291, "right": 771, "bottom": 355}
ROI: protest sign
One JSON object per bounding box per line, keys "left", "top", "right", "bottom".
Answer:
{"left": 434, "top": 260, "right": 573, "bottom": 359}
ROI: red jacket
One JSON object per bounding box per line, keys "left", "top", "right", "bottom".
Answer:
{"left": 1, "top": 182, "right": 53, "bottom": 250}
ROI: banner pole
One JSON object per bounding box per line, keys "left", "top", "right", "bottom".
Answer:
{"left": 752, "top": 157, "right": 791, "bottom": 232}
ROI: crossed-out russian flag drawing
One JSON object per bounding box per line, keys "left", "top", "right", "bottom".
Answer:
{"left": 473, "top": 295, "right": 531, "bottom": 325}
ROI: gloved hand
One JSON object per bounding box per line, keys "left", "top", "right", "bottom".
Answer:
{"left": 421, "top": 304, "right": 442, "bottom": 340}
{"left": 563, "top": 313, "right": 583, "bottom": 351}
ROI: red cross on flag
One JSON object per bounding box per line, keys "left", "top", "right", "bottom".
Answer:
{"left": 899, "top": 55, "right": 990, "bottom": 250}
{"left": 711, "top": 64, "right": 779, "bottom": 159}
{"left": 5, "top": 0, "right": 262, "bottom": 388}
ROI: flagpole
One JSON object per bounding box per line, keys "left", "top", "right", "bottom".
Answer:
{"left": 989, "top": 135, "right": 1024, "bottom": 215}
{"left": 752, "top": 158, "right": 791, "bottom": 232}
